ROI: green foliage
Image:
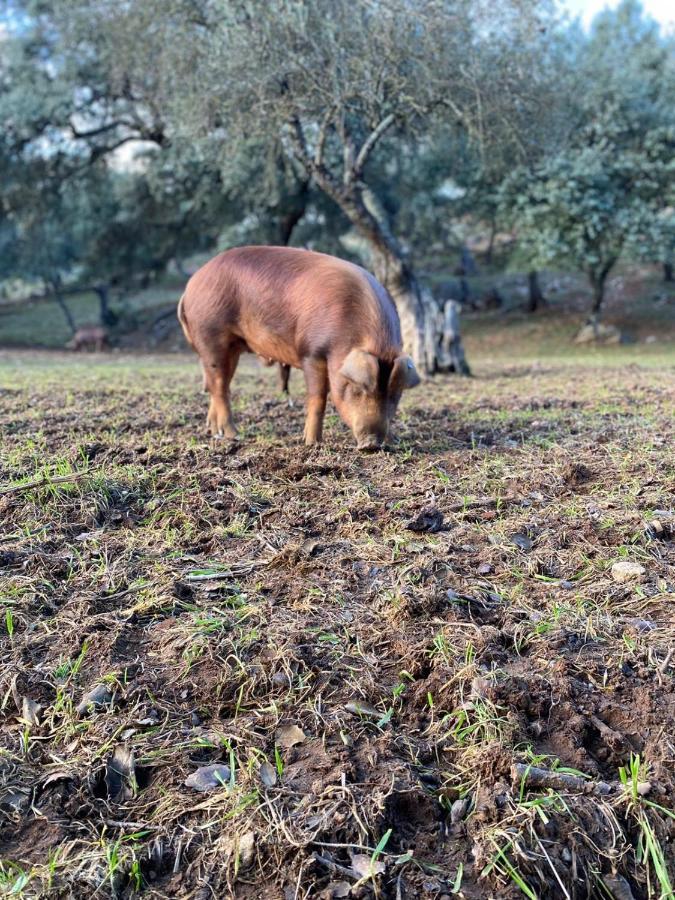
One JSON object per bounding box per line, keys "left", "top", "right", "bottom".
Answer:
{"left": 499, "top": 0, "right": 675, "bottom": 313}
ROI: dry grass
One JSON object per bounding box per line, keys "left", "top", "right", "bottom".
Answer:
{"left": 0, "top": 348, "right": 674, "bottom": 899}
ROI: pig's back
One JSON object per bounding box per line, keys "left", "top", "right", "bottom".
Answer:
{"left": 186, "top": 246, "right": 401, "bottom": 359}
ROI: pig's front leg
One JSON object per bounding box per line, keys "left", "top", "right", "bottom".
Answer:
{"left": 302, "top": 359, "right": 328, "bottom": 445}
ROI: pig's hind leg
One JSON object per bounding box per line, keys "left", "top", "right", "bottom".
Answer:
{"left": 278, "top": 364, "right": 292, "bottom": 405}
{"left": 202, "top": 344, "right": 242, "bottom": 439}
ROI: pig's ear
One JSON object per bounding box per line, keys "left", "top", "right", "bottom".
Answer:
{"left": 339, "top": 349, "right": 379, "bottom": 393}
{"left": 390, "top": 355, "right": 421, "bottom": 392}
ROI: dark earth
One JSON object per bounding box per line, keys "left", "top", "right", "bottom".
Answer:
{"left": 0, "top": 350, "right": 673, "bottom": 898}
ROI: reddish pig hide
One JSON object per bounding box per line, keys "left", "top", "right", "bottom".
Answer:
{"left": 177, "top": 246, "right": 420, "bottom": 449}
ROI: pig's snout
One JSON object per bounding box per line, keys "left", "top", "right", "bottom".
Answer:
{"left": 355, "top": 430, "right": 386, "bottom": 452}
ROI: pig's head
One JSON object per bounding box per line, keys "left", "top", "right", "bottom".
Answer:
{"left": 331, "top": 349, "right": 420, "bottom": 451}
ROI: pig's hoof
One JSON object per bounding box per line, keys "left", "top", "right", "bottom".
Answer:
{"left": 207, "top": 424, "right": 237, "bottom": 440}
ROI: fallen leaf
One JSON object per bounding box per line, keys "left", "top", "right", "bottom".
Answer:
{"left": 184, "top": 764, "right": 231, "bottom": 792}
{"left": 276, "top": 724, "right": 306, "bottom": 749}
{"left": 260, "top": 761, "right": 277, "bottom": 787}
{"left": 351, "top": 853, "right": 386, "bottom": 879}
{"left": 238, "top": 831, "right": 255, "bottom": 868}
{"left": 406, "top": 505, "right": 444, "bottom": 533}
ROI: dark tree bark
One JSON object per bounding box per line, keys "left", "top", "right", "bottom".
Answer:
{"left": 587, "top": 257, "right": 617, "bottom": 328}
{"left": 51, "top": 278, "right": 77, "bottom": 335}
{"left": 485, "top": 217, "right": 497, "bottom": 266}
{"left": 95, "top": 284, "right": 116, "bottom": 326}
{"left": 460, "top": 245, "right": 477, "bottom": 276}
{"left": 276, "top": 177, "right": 310, "bottom": 246}
{"left": 527, "top": 270, "right": 545, "bottom": 313}
{"left": 664, "top": 262, "right": 673, "bottom": 283}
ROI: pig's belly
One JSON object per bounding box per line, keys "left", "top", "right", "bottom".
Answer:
{"left": 235, "top": 324, "right": 302, "bottom": 370}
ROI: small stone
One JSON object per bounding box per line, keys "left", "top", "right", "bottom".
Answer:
{"left": 611, "top": 562, "right": 646, "bottom": 583}
{"left": 238, "top": 831, "right": 255, "bottom": 868}
{"left": 406, "top": 505, "right": 444, "bottom": 533}
{"left": 477, "top": 563, "right": 493, "bottom": 575}
{"left": 351, "top": 854, "right": 385, "bottom": 878}
{"left": 559, "top": 580, "right": 575, "bottom": 590}
{"left": 510, "top": 533, "right": 533, "bottom": 551}
{"left": 272, "top": 671, "right": 292, "bottom": 688}
{"left": 184, "top": 764, "right": 231, "bottom": 792}
{"left": 21, "top": 697, "right": 41, "bottom": 726}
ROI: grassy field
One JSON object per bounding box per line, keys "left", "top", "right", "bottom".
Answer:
{"left": 0, "top": 345, "right": 674, "bottom": 899}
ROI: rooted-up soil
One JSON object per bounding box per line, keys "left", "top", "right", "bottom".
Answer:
{"left": 0, "top": 350, "right": 674, "bottom": 899}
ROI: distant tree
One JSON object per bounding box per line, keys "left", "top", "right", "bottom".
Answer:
{"left": 501, "top": 0, "right": 675, "bottom": 325}
{"left": 0, "top": 2, "right": 315, "bottom": 280}
{"left": 0, "top": 155, "right": 225, "bottom": 328}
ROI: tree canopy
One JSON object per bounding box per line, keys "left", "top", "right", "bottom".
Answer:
{"left": 0, "top": 0, "right": 673, "bottom": 345}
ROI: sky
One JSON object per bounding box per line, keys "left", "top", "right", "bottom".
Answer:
{"left": 561, "top": 0, "right": 674, "bottom": 30}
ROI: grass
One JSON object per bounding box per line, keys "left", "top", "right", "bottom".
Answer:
{"left": 0, "top": 340, "right": 674, "bottom": 898}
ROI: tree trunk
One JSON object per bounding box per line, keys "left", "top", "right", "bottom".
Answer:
{"left": 460, "top": 245, "right": 477, "bottom": 276}
{"left": 95, "top": 284, "right": 115, "bottom": 326}
{"left": 527, "top": 270, "right": 545, "bottom": 313}
{"left": 664, "top": 262, "right": 674, "bottom": 283}
{"left": 339, "top": 186, "right": 470, "bottom": 375}
{"left": 276, "top": 177, "right": 309, "bottom": 246}
{"left": 174, "top": 258, "right": 190, "bottom": 279}
{"left": 51, "top": 279, "right": 77, "bottom": 335}
{"left": 439, "top": 299, "right": 471, "bottom": 374}
{"left": 586, "top": 256, "right": 618, "bottom": 326}
{"left": 485, "top": 218, "right": 496, "bottom": 266}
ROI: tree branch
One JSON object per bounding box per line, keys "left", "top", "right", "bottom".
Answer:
{"left": 70, "top": 120, "right": 125, "bottom": 140}
{"left": 352, "top": 113, "right": 396, "bottom": 180}
{"left": 287, "top": 116, "right": 340, "bottom": 196}
{"left": 314, "top": 107, "right": 334, "bottom": 168}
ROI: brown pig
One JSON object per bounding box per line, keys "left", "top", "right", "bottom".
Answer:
{"left": 177, "top": 246, "right": 420, "bottom": 450}
{"left": 66, "top": 325, "right": 109, "bottom": 352}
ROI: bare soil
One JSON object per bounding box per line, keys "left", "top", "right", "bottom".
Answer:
{"left": 0, "top": 350, "right": 673, "bottom": 899}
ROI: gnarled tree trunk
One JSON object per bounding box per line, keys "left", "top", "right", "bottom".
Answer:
{"left": 95, "top": 283, "right": 116, "bottom": 326}
{"left": 276, "top": 176, "right": 309, "bottom": 246}
{"left": 288, "top": 117, "right": 469, "bottom": 376}
{"left": 339, "top": 186, "right": 470, "bottom": 375}
{"left": 527, "top": 270, "right": 545, "bottom": 313}
{"left": 50, "top": 278, "right": 77, "bottom": 335}
{"left": 586, "top": 258, "right": 616, "bottom": 331}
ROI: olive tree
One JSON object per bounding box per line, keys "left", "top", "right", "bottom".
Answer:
{"left": 58, "top": 0, "right": 549, "bottom": 373}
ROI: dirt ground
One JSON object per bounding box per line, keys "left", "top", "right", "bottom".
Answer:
{"left": 0, "top": 349, "right": 674, "bottom": 899}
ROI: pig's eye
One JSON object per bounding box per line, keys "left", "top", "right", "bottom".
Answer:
{"left": 349, "top": 386, "right": 363, "bottom": 398}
